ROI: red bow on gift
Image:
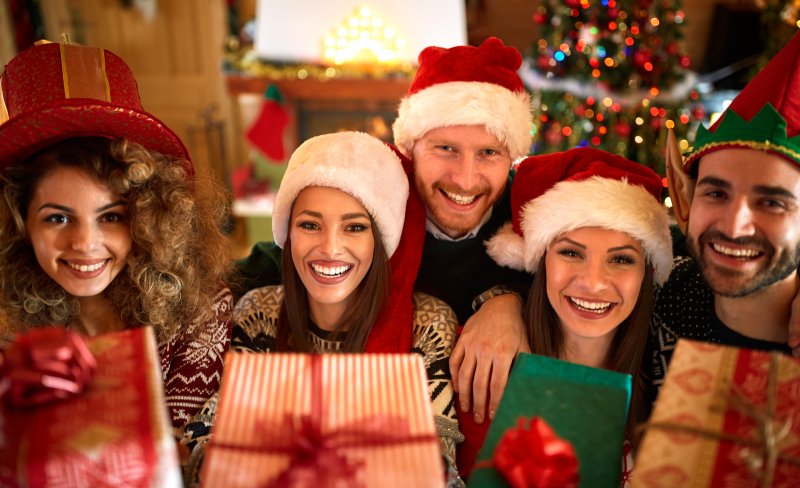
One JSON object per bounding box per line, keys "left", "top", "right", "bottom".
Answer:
{"left": 491, "top": 417, "right": 579, "bottom": 488}
{"left": 212, "top": 355, "right": 438, "bottom": 487}
{"left": 0, "top": 328, "right": 96, "bottom": 408}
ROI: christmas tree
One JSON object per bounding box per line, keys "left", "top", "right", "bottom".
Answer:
{"left": 527, "top": 0, "right": 703, "bottom": 177}
{"left": 753, "top": 0, "right": 800, "bottom": 74}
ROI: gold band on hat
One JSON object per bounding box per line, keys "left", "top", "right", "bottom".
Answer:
{"left": 60, "top": 43, "right": 110, "bottom": 101}
{"left": 0, "top": 77, "right": 8, "bottom": 125}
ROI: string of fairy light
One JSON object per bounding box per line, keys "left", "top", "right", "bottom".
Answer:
{"left": 529, "top": 0, "right": 704, "bottom": 180}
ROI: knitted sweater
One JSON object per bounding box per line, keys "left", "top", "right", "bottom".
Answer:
{"left": 230, "top": 286, "right": 464, "bottom": 485}
{"left": 415, "top": 177, "right": 530, "bottom": 323}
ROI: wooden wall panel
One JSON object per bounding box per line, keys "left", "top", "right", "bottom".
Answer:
{"left": 37, "top": 0, "right": 236, "bottom": 182}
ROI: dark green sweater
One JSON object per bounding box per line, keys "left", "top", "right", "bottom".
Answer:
{"left": 415, "top": 180, "right": 530, "bottom": 323}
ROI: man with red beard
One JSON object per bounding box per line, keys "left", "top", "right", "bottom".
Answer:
{"left": 234, "top": 38, "right": 534, "bottom": 478}
{"left": 651, "top": 32, "right": 800, "bottom": 394}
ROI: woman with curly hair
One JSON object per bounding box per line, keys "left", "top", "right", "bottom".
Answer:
{"left": 0, "top": 41, "right": 233, "bottom": 471}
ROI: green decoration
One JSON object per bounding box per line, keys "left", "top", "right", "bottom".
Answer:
{"left": 469, "top": 353, "right": 631, "bottom": 488}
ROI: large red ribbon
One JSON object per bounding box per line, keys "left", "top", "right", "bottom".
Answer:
{"left": 0, "top": 327, "right": 96, "bottom": 408}
{"left": 485, "top": 417, "right": 579, "bottom": 488}
{"left": 212, "top": 355, "right": 438, "bottom": 487}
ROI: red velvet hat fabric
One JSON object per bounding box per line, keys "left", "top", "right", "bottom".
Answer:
{"left": 0, "top": 43, "right": 190, "bottom": 170}
{"left": 392, "top": 37, "right": 533, "bottom": 160}
{"left": 408, "top": 37, "right": 525, "bottom": 96}
{"left": 485, "top": 147, "right": 672, "bottom": 283}
{"left": 510, "top": 148, "right": 663, "bottom": 237}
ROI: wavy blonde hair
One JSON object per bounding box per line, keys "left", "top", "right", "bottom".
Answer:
{"left": 0, "top": 137, "right": 232, "bottom": 342}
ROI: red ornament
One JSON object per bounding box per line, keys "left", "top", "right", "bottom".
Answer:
{"left": 692, "top": 106, "right": 705, "bottom": 120}
{"left": 544, "top": 123, "right": 565, "bottom": 146}
{"left": 666, "top": 42, "right": 679, "bottom": 55}
{"left": 633, "top": 49, "right": 651, "bottom": 67}
{"left": 614, "top": 122, "right": 632, "bottom": 137}
{"left": 533, "top": 13, "right": 548, "bottom": 24}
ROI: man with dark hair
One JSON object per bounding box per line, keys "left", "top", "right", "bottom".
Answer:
{"left": 652, "top": 32, "right": 800, "bottom": 390}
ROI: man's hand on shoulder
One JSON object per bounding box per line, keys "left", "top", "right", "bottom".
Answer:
{"left": 449, "top": 292, "right": 527, "bottom": 424}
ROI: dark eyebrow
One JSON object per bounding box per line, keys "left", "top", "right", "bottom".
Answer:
{"left": 37, "top": 203, "right": 72, "bottom": 213}
{"left": 342, "top": 212, "right": 370, "bottom": 220}
{"left": 608, "top": 245, "right": 642, "bottom": 254}
{"left": 98, "top": 200, "right": 126, "bottom": 212}
{"left": 753, "top": 185, "right": 797, "bottom": 200}
{"left": 697, "top": 176, "right": 796, "bottom": 200}
{"left": 297, "top": 210, "right": 370, "bottom": 220}
{"left": 36, "top": 199, "right": 126, "bottom": 213}
{"left": 554, "top": 236, "right": 586, "bottom": 249}
{"left": 696, "top": 176, "right": 730, "bottom": 189}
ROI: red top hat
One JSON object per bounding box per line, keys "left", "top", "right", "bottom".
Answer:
{"left": 0, "top": 42, "right": 190, "bottom": 171}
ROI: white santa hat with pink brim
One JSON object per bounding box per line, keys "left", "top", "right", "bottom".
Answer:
{"left": 392, "top": 37, "right": 533, "bottom": 161}
{"left": 272, "top": 131, "right": 409, "bottom": 257}
{"left": 486, "top": 147, "right": 673, "bottom": 285}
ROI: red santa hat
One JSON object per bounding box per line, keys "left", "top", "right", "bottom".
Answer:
{"left": 486, "top": 148, "right": 673, "bottom": 284}
{"left": 392, "top": 37, "right": 532, "bottom": 161}
{"left": 272, "top": 131, "right": 408, "bottom": 257}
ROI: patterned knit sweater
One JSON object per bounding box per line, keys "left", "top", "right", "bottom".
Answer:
{"left": 228, "top": 286, "right": 463, "bottom": 484}
{"left": 160, "top": 287, "right": 233, "bottom": 431}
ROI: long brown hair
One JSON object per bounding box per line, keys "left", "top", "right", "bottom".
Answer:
{"left": 524, "top": 256, "right": 654, "bottom": 441}
{"left": 0, "top": 137, "right": 232, "bottom": 341}
{"left": 276, "top": 216, "right": 391, "bottom": 353}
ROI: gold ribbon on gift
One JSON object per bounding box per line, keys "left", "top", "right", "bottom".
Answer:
{"left": 638, "top": 354, "right": 800, "bottom": 488}
{"left": 60, "top": 43, "right": 110, "bottom": 102}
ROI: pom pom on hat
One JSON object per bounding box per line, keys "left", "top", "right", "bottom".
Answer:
{"left": 392, "top": 37, "right": 533, "bottom": 161}
{"left": 272, "top": 132, "right": 409, "bottom": 257}
{"left": 486, "top": 148, "right": 673, "bottom": 285}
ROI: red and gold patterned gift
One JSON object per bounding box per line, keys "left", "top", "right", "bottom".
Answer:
{"left": 0, "top": 327, "right": 181, "bottom": 488}
{"left": 634, "top": 339, "right": 800, "bottom": 488}
{"left": 202, "top": 353, "right": 444, "bottom": 487}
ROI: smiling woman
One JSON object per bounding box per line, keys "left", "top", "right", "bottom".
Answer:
{"left": 486, "top": 147, "right": 673, "bottom": 480}
{"left": 230, "top": 131, "right": 464, "bottom": 484}
{"left": 0, "top": 41, "right": 235, "bottom": 479}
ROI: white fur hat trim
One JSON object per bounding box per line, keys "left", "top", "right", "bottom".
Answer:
{"left": 392, "top": 81, "right": 532, "bottom": 161}
{"left": 486, "top": 176, "right": 673, "bottom": 285}
{"left": 272, "top": 132, "right": 409, "bottom": 257}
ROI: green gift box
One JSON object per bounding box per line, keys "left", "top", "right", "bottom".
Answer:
{"left": 468, "top": 353, "right": 631, "bottom": 488}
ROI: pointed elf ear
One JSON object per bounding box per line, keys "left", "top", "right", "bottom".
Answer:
{"left": 666, "top": 128, "right": 692, "bottom": 235}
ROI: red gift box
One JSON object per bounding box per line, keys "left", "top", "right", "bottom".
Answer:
{"left": 202, "top": 353, "right": 444, "bottom": 487}
{"left": 0, "top": 327, "right": 181, "bottom": 488}
{"left": 634, "top": 339, "right": 800, "bottom": 487}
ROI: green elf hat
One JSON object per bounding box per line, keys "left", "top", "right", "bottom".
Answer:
{"left": 683, "top": 31, "right": 800, "bottom": 173}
